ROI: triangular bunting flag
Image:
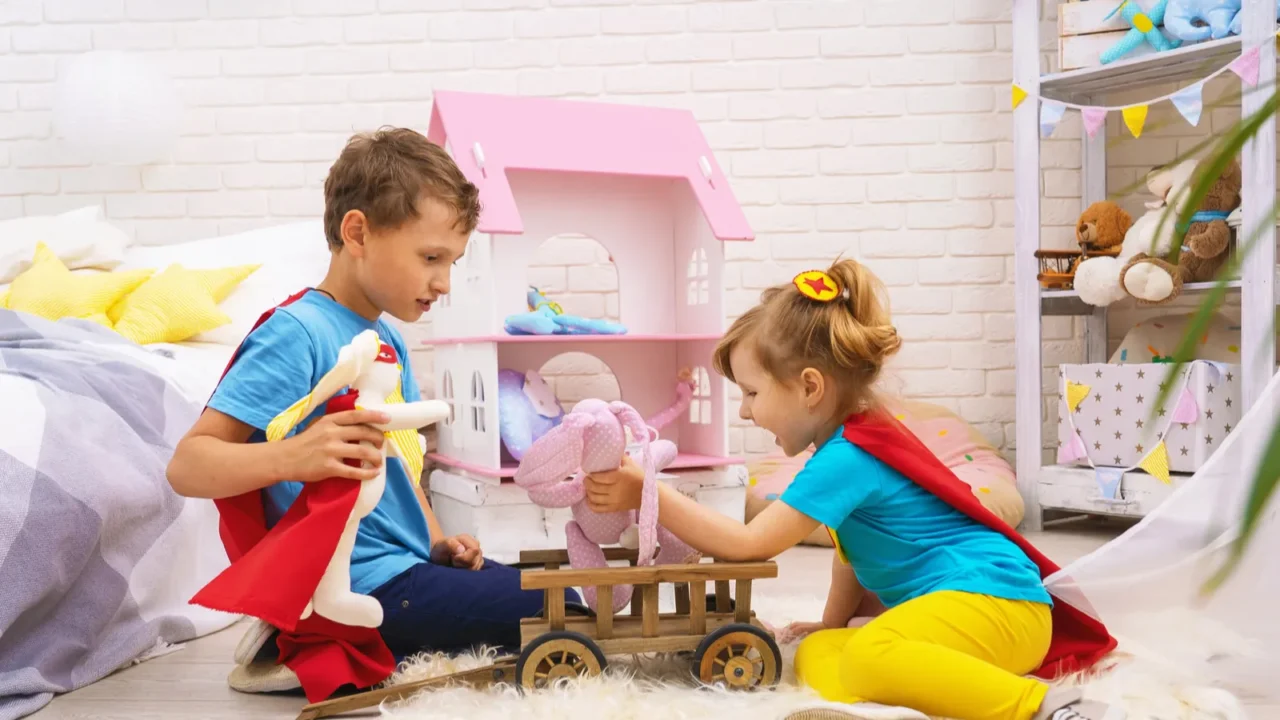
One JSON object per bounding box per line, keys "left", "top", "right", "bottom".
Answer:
{"left": 1082, "top": 107, "right": 1108, "bottom": 138}
{"left": 1171, "top": 387, "right": 1199, "bottom": 423}
{"left": 1012, "top": 84, "right": 1028, "bottom": 110}
{"left": 1170, "top": 83, "right": 1204, "bottom": 126}
{"left": 1065, "top": 380, "right": 1092, "bottom": 413}
{"left": 1122, "top": 105, "right": 1149, "bottom": 138}
{"left": 1138, "top": 441, "right": 1172, "bottom": 485}
{"left": 1057, "top": 430, "right": 1089, "bottom": 465}
{"left": 1040, "top": 100, "right": 1066, "bottom": 138}
{"left": 1095, "top": 467, "right": 1124, "bottom": 501}
{"left": 1229, "top": 45, "right": 1261, "bottom": 87}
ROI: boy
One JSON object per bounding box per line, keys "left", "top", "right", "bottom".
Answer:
{"left": 168, "top": 128, "right": 577, "bottom": 666}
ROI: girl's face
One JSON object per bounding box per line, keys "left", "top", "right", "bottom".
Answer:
{"left": 729, "top": 342, "right": 825, "bottom": 457}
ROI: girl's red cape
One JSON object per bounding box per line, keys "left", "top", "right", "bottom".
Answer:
{"left": 842, "top": 411, "right": 1117, "bottom": 678}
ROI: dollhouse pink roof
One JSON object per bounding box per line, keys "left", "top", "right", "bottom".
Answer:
{"left": 426, "top": 91, "right": 754, "bottom": 241}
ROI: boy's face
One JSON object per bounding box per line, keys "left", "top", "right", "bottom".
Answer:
{"left": 729, "top": 342, "right": 822, "bottom": 457}
{"left": 349, "top": 197, "right": 469, "bottom": 323}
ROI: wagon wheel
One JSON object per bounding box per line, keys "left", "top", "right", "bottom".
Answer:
{"left": 516, "top": 631, "right": 607, "bottom": 692}
{"left": 692, "top": 623, "right": 781, "bottom": 690}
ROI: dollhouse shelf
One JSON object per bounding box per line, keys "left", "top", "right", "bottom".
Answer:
{"left": 421, "top": 333, "right": 723, "bottom": 346}
{"left": 1039, "top": 36, "right": 1243, "bottom": 99}
{"left": 426, "top": 451, "right": 740, "bottom": 480}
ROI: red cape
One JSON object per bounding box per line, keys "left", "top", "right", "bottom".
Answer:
{"left": 842, "top": 412, "right": 1117, "bottom": 679}
{"left": 188, "top": 289, "right": 395, "bottom": 702}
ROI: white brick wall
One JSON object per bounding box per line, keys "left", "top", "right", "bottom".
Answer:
{"left": 4, "top": 0, "right": 1245, "bottom": 466}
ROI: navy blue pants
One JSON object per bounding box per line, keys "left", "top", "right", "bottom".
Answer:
{"left": 369, "top": 559, "right": 583, "bottom": 659}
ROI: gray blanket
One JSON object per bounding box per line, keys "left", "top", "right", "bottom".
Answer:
{"left": 0, "top": 310, "right": 236, "bottom": 719}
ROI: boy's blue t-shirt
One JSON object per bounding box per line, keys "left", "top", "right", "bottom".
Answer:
{"left": 207, "top": 290, "right": 433, "bottom": 596}
{"left": 780, "top": 429, "right": 1051, "bottom": 610}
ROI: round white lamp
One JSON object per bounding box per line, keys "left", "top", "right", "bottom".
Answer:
{"left": 52, "top": 51, "right": 183, "bottom": 166}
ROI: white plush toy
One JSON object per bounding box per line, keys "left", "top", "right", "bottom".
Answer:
{"left": 1074, "top": 159, "right": 1198, "bottom": 307}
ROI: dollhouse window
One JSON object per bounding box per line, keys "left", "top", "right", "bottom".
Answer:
{"left": 688, "top": 366, "right": 712, "bottom": 425}
{"left": 441, "top": 370, "right": 454, "bottom": 426}
{"left": 469, "top": 371, "right": 486, "bottom": 433}
{"left": 686, "top": 248, "right": 709, "bottom": 306}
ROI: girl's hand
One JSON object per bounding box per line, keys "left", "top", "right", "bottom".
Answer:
{"left": 776, "top": 620, "right": 826, "bottom": 644}
{"left": 584, "top": 454, "right": 645, "bottom": 513}
{"left": 431, "top": 534, "right": 484, "bottom": 571}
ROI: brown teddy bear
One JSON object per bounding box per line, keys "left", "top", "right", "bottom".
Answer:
{"left": 1076, "top": 200, "right": 1132, "bottom": 253}
{"left": 1067, "top": 201, "right": 1130, "bottom": 279}
{"left": 1119, "top": 158, "right": 1241, "bottom": 304}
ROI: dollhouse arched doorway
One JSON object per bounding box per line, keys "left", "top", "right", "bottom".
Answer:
{"left": 537, "top": 351, "right": 621, "bottom": 414}
{"left": 528, "top": 233, "right": 620, "bottom": 325}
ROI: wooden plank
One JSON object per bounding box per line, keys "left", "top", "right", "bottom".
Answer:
{"left": 597, "top": 634, "right": 704, "bottom": 656}
{"left": 520, "top": 561, "right": 777, "bottom": 590}
{"left": 690, "top": 580, "right": 707, "bottom": 635}
{"left": 546, "top": 587, "right": 565, "bottom": 631}
{"left": 1059, "top": 0, "right": 1158, "bottom": 36}
{"left": 297, "top": 659, "right": 518, "bottom": 720}
{"left": 597, "top": 586, "right": 614, "bottom": 640}
{"left": 715, "top": 580, "right": 732, "bottom": 613}
{"left": 642, "top": 584, "right": 660, "bottom": 637}
{"left": 518, "top": 547, "right": 640, "bottom": 567}
{"left": 734, "top": 579, "right": 752, "bottom": 624}
{"left": 1059, "top": 31, "right": 1157, "bottom": 72}
{"left": 674, "top": 583, "right": 690, "bottom": 615}
{"left": 522, "top": 613, "right": 739, "bottom": 646}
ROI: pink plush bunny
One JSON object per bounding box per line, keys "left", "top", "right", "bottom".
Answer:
{"left": 514, "top": 398, "right": 700, "bottom": 613}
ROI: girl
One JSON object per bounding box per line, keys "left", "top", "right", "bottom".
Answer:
{"left": 583, "top": 259, "right": 1121, "bottom": 720}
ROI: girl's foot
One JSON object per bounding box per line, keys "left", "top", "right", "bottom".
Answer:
{"left": 1033, "top": 688, "right": 1127, "bottom": 720}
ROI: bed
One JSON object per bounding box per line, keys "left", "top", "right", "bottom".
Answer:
{"left": 0, "top": 212, "right": 332, "bottom": 720}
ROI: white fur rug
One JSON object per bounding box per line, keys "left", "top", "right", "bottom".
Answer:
{"left": 378, "top": 595, "right": 1253, "bottom": 720}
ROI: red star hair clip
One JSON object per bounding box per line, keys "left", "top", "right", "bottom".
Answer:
{"left": 793, "top": 270, "right": 841, "bottom": 302}
{"left": 375, "top": 342, "right": 399, "bottom": 364}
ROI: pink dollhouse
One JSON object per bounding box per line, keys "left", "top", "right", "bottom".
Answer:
{"left": 421, "top": 91, "right": 756, "bottom": 560}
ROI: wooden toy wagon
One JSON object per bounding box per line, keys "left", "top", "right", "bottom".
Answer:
{"left": 296, "top": 549, "right": 781, "bottom": 720}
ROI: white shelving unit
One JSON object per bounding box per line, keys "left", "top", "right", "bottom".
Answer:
{"left": 1012, "top": 1, "right": 1277, "bottom": 531}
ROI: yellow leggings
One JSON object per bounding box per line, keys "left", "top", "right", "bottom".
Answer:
{"left": 793, "top": 591, "right": 1053, "bottom": 720}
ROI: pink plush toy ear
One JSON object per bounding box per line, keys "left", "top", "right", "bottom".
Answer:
{"left": 611, "top": 402, "right": 660, "bottom": 566}
{"left": 514, "top": 413, "right": 594, "bottom": 488}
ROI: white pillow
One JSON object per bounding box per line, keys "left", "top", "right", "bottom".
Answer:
{"left": 117, "top": 220, "right": 332, "bottom": 347}
{"left": 0, "top": 205, "right": 132, "bottom": 283}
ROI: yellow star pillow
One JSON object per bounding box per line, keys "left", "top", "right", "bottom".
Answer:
{"left": 7, "top": 243, "right": 151, "bottom": 327}
{"left": 110, "top": 263, "right": 259, "bottom": 345}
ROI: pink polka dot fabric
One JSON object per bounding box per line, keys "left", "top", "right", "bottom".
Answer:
{"left": 513, "top": 399, "right": 698, "bottom": 612}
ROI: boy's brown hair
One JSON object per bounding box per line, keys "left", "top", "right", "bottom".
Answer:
{"left": 323, "top": 127, "right": 481, "bottom": 251}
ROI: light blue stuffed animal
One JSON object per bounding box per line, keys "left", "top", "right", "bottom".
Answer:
{"left": 503, "top": 286, "right": 628, "bottom": 336}
{"left": 1167, "top": 0, "right": 1241, "bottom": 41}
{"left": 1229, "top": 0, "right": 1280, "bottom": 35}
{"left": 1100, "top": 0, "right": 1181, "bottom": 64}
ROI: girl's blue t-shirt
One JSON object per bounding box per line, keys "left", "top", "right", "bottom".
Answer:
{"left": 780, "top": 429, "right": 1051, "bottom": 609}
{"left": 207, "top": 290, "right": 433, "bottom": 596}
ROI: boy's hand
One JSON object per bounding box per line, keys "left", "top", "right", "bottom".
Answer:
{"left": 432, "top": 534, "right": 484, "bottom": 570}
{"left": 284, "top": 409, "right": 391, "bottom": 483}
{"left": 584, "top": 454, "right": 645, "bottom": 513}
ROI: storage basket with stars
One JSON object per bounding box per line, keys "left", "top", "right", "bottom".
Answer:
{"left": 1055, "top": 361, "right": 1242, "bottom": 476}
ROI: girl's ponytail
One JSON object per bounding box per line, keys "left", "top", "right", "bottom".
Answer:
{"left": 824, "top": 259, "right": 901, "bottom": 382}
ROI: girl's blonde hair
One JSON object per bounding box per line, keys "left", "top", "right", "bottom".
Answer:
{"left": 713, "top": 258, "right": 901, "bottom": 412}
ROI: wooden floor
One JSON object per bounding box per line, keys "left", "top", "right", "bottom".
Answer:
{"left": 31, "top": 519, "right": 1274, "bottom": 720}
